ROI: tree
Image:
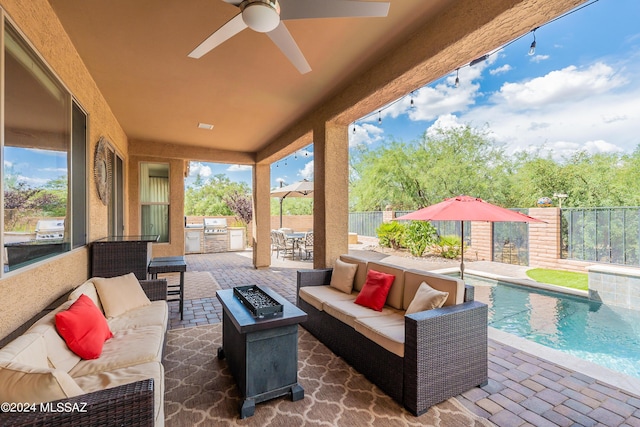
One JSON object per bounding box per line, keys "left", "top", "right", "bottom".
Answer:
{"left": 223, "top": 190, "right": 253, "bottom": 225}
{"left": 185, "top": 174, "right": 251, "bottom": 216}
{"left": 349, "top": 125, "right": 515, "bottom": 211}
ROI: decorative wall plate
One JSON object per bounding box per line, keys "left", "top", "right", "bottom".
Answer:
{"left": 94, "top": 136, "right": 112, "bottom": 205}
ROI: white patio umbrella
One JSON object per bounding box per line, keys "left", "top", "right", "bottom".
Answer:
{"left": 270, "top": 179, "right": 314, "bottom": 228}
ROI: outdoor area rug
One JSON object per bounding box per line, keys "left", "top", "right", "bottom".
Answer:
{"left": 164, "top": 323, "right": 494, "bottom": 426}
{"left": 165, "top": 271, "right": 221, "bottom": 300}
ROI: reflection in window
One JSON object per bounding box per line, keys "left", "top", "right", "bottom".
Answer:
{"left": 3, "top": 24, "right": 71, "bottom": 271}
{"left": 140, "top": 163, "right": 170, "bottom": 242}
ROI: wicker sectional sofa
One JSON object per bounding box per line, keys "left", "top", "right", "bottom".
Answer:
{"left": 0, "top": 274, "right": 168, "bottom": 427}
{"left": 297, "top": 254, "right": 488, "bottom": 415}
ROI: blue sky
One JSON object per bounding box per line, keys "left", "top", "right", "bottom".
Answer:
{"left": 184, "top": 1, "right": 639, "bottom": 189}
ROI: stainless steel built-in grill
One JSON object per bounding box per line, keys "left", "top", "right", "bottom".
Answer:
{"left": 203, "top": 218, "right": 228, "bottom": 234}
{"left": 203, "top": 218, "right": 229, "bottom": 253}
{"left": 35, "top": 219, "right": 65, "bottom": 241}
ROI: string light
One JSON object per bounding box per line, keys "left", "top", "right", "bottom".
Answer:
{"left": 528, "top": 28, "right": 537, "bottom": 56}
{"left": 349, "top": 1, "right": 600, "bottom": 126}
{"left": 353, "top": 123, "right": 356, "bottom": 133}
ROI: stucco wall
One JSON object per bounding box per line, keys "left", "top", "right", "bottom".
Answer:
{"left": 0, "top": 0, "right": 129, "bottom": 340}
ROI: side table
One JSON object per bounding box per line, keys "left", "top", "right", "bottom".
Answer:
{"left": 216, "top": 286, "right": 307, "bottom": 418}
{"left": 148, "top": 256, "right": 187, "bottom": 319}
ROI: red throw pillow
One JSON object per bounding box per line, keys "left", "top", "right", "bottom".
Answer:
{"left": 55, "top": 294, "right": 113, "bottom": 359}
{"left": 354, "top": 269, "right": 395, "bottom": 311}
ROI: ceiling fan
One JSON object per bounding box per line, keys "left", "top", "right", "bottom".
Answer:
{"left": 188, "top": 0, "right": 391, "bottom": 74}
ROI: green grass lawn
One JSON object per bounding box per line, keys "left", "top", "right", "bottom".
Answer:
{"left": 526, "top": 268, "right": 588, "bottom": 291}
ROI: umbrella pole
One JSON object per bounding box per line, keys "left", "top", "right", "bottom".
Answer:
{"left": 279, "top": 198, "right": 284, "bottom": 228}
{"left": 460, "top": 220, "right": 465, "bottom": 280}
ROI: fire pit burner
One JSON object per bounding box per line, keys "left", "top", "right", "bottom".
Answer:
{"left": 233, "top": 285, "right": 283, "bottom": 318}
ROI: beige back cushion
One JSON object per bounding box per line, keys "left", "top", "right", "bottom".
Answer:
{"left": 403, "top": 270, "right": 464, "bottom": 309}
{"left": 26, "top": 301, "right": 82, "bottom": 372}
{"left": 339, "top": 255, "right": 369, "bottom": 291}
{"left": 0, "top": 334, "right": 49, "bottom": 368}
{"left": 365, "top": 261, "right": 405, "bottom": 310}
{"left": 93, "top": 273, "right": 151, "bottom": 318}
{"left": 329, "top": 259, "right": 359, "bottom": 294}
{"left": 68, "top": 280, "right": 104, "bottom": 313}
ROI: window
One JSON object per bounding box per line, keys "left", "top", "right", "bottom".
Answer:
{"left": 2, "top": 23, "right": 86, "bottom": 272}
{"left": 140, "top": 163, "right": 169, "bottom": 242}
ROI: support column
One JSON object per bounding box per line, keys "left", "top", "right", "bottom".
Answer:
{"left": 253, "top": 163, "right": 271, "bottom": 269}
{"left": 313, "top": 122, "right": 349, "bottom": 268}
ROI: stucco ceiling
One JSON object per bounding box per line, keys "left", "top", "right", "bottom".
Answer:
{"left": 48, "top": 0, "right": 455, "bottom": 155}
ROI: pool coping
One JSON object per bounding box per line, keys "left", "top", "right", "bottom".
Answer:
{"left": 489, "top": 327, "right": 640, "bottom": 397}
{"left": 432, "top": 267, "right": 589, "bottom": 298}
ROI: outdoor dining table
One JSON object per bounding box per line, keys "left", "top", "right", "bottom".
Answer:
{"left": 285, "top": 233, "right": 305, "bottom": 259}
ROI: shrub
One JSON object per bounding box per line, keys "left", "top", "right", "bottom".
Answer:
{"left": 404, "top": 221, "right": 437, "bottom": 257}
{"left": 376, "top": 221, "right": 406, "bottom": 249}
{"left": 433, "top": 235, "right": 462, "bottom": 259}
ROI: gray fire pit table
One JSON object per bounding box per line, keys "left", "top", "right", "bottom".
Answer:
{"left": 216, "top": 286, "right": 307, "bottom": 418}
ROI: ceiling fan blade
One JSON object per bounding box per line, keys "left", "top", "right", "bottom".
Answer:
{"left": 267, "top": 22, "right": 311, "bottom": 74}
{"left": 279, "top": 0, "right": 390, "bottom": 20}
{"left": 188, "top": 13, "right": 248, "bottom": 59}
{"left": 222, "top": 0, "right": 243, "bottom": 4}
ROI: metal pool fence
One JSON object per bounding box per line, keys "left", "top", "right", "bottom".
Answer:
{"left": 561, "top": 207, "right": 640, "bottom": 266}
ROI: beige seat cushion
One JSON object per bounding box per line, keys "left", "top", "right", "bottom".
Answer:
{"left": 93, "top": 273, "right": 151, "bottom": 318}
{"left": 69, "top": 325, "right": 164, "bottom": 377}
{"left": 299, "top": 285, "right": 355, "bottom": 311}
{"left": 329, "top": 259, "right": 359, "bottom": 294}
{"left": 106, "top": 301, "right": 168, "bottom": 332}
{"left": 323, "top": 298, "right": 402, "bottom": 328}
{"left": 74, "top": 361, "right": 164, "bottom": 427}
{"left": 354, "top": 315, "right": 405, "bottom": 357}
{"left": 0, "top": 335, "right": 83, "bottom": 403}
{"left": 405, "top": 282, "right": 449, "bottom": 314}
{"left": 0, "top": 363, "right": 84, "bottom": 404}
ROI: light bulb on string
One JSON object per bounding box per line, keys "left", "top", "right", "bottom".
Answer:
{"left": 455, "top": 69, "right": 460, "bottom": 88}
{"left": 353, "top": 123, "right": 356, "bottom": 134}
{"left": 378, "top": 110, "right": 382, "bottom": 124}
{"left": 528, "top": 28, "right": 537, "bottom": 56}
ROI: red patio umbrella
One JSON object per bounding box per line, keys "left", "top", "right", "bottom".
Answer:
{"left": 395, "top": 195, "right": 544, "bottom": 279}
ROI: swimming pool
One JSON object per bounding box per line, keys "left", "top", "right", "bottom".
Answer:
{"left": 460, "top": 273, "right": 640, "bottom": 379}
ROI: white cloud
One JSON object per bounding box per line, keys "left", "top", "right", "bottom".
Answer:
{"left": 425, "top": 114, "right": 466, "bottom": 138}
{"left": 437, "top": 55, "right": 640, "bottom": 159}
{"left": 189, "top": 161, "right": 212, "bottom": 177}
{"left": 530, "top": 54, "right": 550, "bottom": 63}
{"left": 583, "top": 139, "right": 624, "bottom": 154}
{"left": 490, "top": 64, "right": 512, "bottom": 75}
{"left": 226, "top": 164, "right": 252, "bottom": 172}
{"left": 296, "top": 149, "right": 313, "bottom": 158}
{"left": 493, "top": 62, "right": 627, "bottom": 110}
{"left": 298, "top": 161, "right": 314, "bottom": 180}
{"left": 349, "top": 123, "right": 384, "bottom": 147}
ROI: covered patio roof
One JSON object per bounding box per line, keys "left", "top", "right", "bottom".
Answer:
{"left": 48, "top": 0, "right": 585, "bottom": 162}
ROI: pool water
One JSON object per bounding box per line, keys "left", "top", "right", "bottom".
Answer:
{"left": 465, "top": 274, "right": 640, "bottom": 379}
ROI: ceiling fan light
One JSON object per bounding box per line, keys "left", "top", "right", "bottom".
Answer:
{"left": 241, "top": 0, "right": 280, "bottom": 33}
